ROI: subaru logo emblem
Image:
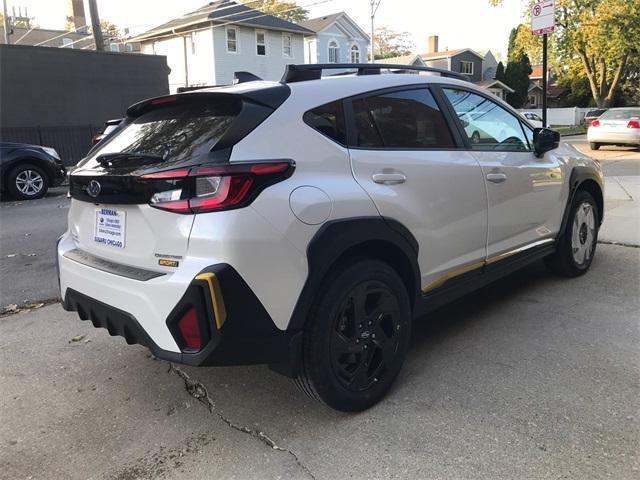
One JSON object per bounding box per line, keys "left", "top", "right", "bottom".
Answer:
{"left": 87, "top": 180, "right": 101, "bottom": 198}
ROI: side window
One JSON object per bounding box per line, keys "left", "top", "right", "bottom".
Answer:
{"left": 444, "top": 88, "right": 530, "bottom": 151}
{"left": 304, "top": 100, "right": 347, "bottom": 145}
{"left": 351, "top": 88, "right": 455, "bottom": 149}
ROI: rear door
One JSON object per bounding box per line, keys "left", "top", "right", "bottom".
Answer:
{"left": 346, "top": 86, "right": 488, "bottom": 292}
{"left": 68, "top": 95, "right": 242, "bottom": 271}
{"left": 441, "top": 87, "right": 564, "bottom": 258}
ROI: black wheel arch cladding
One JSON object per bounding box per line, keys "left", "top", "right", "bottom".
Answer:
{"left": 287, "top": 216, "right": 421, "bottom": 333}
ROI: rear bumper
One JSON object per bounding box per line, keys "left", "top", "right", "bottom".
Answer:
{"left": 587, "top": 130, "right": 640, "bottom": 145}
{"left": 59, "top": 238, "right": 300, "bottom": 368}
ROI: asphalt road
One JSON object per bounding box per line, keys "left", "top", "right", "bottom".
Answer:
{"left": 1, "top": 243, "right": 638, "bottom": 479}
{"left": 0, "top": 186, "right": 69, "bottom": 310}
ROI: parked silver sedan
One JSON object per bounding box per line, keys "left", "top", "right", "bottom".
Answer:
{"left": 587, "top": 107, "right": 640, "bottom": 150}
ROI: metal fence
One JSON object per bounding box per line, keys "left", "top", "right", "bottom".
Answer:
{"left": 0, "top": 125, "right": 100, "bottom": 166}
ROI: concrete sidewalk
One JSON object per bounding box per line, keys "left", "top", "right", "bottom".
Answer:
{"left": 601, "top": 175, "right": 640, "bottom": 246}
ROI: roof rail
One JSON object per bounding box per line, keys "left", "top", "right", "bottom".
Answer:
{"left": 281, "top": 63, "right": 469, "bottom": 83}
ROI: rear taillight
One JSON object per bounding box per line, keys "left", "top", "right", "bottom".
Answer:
{"left": 627, "top": 120, "right": 640, "bottom": 129}
{"left": 590, "top": 119, "right": 600, "bottom": 127}
{"left": 141, "top": 161, "right": 294, "bottom": 214}
{"left": 176, "top": 307, "right": 201, "bottom": 350}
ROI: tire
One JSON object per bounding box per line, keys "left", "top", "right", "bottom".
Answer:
{"left": 589, "top": 142, "right": 600, "bottom": 150}
{"left": 544, "top": 190, "right": 599, "bottom": 277}
{"left": 471, "top": 131, "right": 480, "bottom": 144}
{"left": 7, "top": 163, "right": 49, "bottom": 200}
{"left": 295, "top": 259, "right": 412, "bottom": 412}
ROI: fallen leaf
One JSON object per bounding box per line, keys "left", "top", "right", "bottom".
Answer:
{"left": 69, "top": 334, "right": 86, "bottom": 343}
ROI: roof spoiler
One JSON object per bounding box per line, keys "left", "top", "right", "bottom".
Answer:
{"left": 281, "top": 63, "right": 469, "bottom": 83}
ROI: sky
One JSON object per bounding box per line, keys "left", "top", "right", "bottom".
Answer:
{"left": 8, "top": 0, "right": 528, "bottom": 59}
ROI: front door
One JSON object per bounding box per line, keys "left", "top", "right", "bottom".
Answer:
{"left": 441, "top": 87, "right": 564, "bottom": 258}
{"left": 347, "top": 87, "right": 488, "bottom": 293}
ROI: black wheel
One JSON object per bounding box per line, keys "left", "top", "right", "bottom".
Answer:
{"left": 295, "top": 259, "right": 412, "bottom": 412}
{"left": 589, "top": 142, "right": 600, "bottom": 150}
{"left": 7, "top": 163, "right": 49, "bottom": 200}
{"left": 471, "top": 131, "right": 480, "bottom": 144}
{"left": 544, "top": 190, "right": 599, "bottom": 277}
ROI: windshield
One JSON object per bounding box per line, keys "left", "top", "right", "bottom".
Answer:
{"left": 84, "top": 97, "right": 241, "bottom": 170}
{"left": 600, "top": 108, "right": 640, "bottom": 120}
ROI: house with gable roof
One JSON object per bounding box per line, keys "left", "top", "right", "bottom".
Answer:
{"left": 298, "top": 12, "right": 370, "bottom": 64}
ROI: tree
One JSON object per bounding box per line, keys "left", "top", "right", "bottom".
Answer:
{"left": 490, "top": 0, "right": 640, "bottom": 107}
{"left": 504, "top": 53, "right": 533, "bottom": 108}
{"left": 242, "top": 0, "right": 308, "bottom": 23}
{"left": 494, "top": 61, "right": 506, "bottom": 82}
{"left": 373, "top": 27, "right": 413, "bottom": 59}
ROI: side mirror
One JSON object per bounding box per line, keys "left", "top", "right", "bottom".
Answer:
{"left": 533, "top": 127, "right": 560, "bottom": 157}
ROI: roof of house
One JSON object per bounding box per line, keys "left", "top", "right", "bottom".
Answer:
{"left": 298, "top": 11, "right": 369, "bottom": 40}
{"left": 530, "top": 64, "right": 546, "bottom": 79}
{"left": 420, "top": 48, "right": 484, "bottom": 61}
{"left": 132, "top": 0, "right": 313, "bottom": 41}
{"left": 474, "top": 79, "right": 514, "bottom": 93}
{"left": 298, "top": 12, "right": 343, "bottom": 32}
{"left": 376, "top": 54, "right": 425, "bottom": 66}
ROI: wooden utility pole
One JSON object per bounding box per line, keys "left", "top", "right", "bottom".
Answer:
{"left": 369, "top": 0, "right": 381, "bottom": 62}
{"left": 3, "top": 0, "right": 11, "bottom": 44}
{"left": 88, "top": 0, "right": 104, "bottom": 51}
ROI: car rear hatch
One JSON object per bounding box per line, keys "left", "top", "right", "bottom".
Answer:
{"left": 595, "top": 109, "right": 640, "bottom": 133}
{"left": 68, "top": 86, "right": 290, "bottom": 272}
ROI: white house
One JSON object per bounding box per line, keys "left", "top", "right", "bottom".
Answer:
{"left": 299, "top": 12, "right": 369, "bottom": 64}
{"left": 132, "top": 1, "right": 313, "bottom": 91}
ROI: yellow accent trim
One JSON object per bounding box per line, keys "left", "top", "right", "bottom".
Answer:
{"left": 421, "top": 238, "right": 555, "bottom": 294}
{"left": 195, "top": 272, "right": 227, "bottom": 330}
{"left": 421, "top": 260, "right": 485, "bottom": 293}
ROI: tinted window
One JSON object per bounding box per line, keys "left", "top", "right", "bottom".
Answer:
{"left": 86, "top": 97, "right": 241, "bottom": 169}
{"left": 352, "top": 88, "right": 454, "bottom": 149}
{"left": 444, "top": 88, "right": 529, "bottom": 151}
{"left": 304, "top": 100, "right": 347, "bottom": 144}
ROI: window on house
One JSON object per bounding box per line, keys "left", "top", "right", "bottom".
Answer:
{"left": 460, "top": 61, "right": 473, "bottom": 75}
{"left": 352, "top": 88, "right": 455, "bottom": 149}
{"left": 303, "top": 100, "right": 347, "bottom": 144}
{"left": 226, "top": 27, "right": 237, "bottom": 53}
{"left": 191, "top": 32, "right": 196, "bottom": 54}
{"left": 444, "top": 88, "right": 530, "bottom": 151}
{"left": 350, "top": 44, "right": 360, "bottom": 63}
{"left": 328, "top": 40, "right": 339, "bottom": 63}
{"left": 256, "top": 30, "right": 266, "bottom": 55}
{"left": 282, "top": 33, "right": 292, "bottom": 57}
{"left": 62, "top": 38, "right": 74, "bottom": 48}
{"left": 529, "top": 96, "right": 537, "bottom": 106}
{"left": 125, "top": 43, "right": 134, "bottom": 52}
{"left": 109, "top": 43, "right": 119, "bottom": 52}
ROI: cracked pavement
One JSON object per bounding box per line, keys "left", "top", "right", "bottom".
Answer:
{"left": 1, "top": 243, "right": 638, "bottom": 479}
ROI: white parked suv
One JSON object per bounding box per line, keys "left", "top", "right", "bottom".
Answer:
{"left": 57, "top": 64, "right": 604, "bottom": 411}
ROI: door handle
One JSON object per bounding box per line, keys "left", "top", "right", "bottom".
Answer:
{"left": 372, "top": 173, "right": 406, "bottom": 185}
{"left": 486, "top": 173, "right": 507, "bottom": 184}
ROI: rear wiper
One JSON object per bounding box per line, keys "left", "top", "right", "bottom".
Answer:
{"left": 96, "top": 152, "right": 165, "bottom": 168}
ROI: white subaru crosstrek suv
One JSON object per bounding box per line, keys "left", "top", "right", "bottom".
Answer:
{"left": 58, "top": 64, "right": 604, "bottom": 412}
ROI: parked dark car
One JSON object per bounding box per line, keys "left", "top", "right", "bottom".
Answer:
{"left": 0, "top": 142, "right": 67, "bottom": 200}
{"left": 91, "top": 118, "right": 123, "bottom": 146}
{"left": 582, "top": 108, "right": 607, "bottom": 127}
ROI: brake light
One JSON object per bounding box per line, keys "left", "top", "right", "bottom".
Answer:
{"left": 177, "top": 307, "right": 201, "bottom": 350}
{"left": 591, "top": 119, "right": 600, "bottom": 127}
{"left": 627, "top": 120, "right": 640, "bottom": 129}
{"left": 142, "top": 161, "right": 294, "bottom": 214}
{"left": 151, "top": 95, "right": 178, "bottom": 105}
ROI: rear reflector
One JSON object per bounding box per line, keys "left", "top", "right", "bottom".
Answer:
{"left": 177, "top": 307, "right": 201, "bottom": 350}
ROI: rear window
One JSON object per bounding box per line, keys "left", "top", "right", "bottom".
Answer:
{"left": 352, "top": 88, "right": 455, "bottom": 149}
{"left": 600, "top": 108, "right": 640, "bottom": 120}
{"left": 86, "top": 97, "right": 241, "bottom": 169}
{"left": 586, "top": 109, "right": 606, "bottom": 117}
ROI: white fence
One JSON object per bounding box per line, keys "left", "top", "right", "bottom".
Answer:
{"left": 519, "top": 107, "right": 593, "bottom": 126}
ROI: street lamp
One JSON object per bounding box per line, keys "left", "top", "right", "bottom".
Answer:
{"left": 370, "top": 0, "right": 382, "bottom": 62}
